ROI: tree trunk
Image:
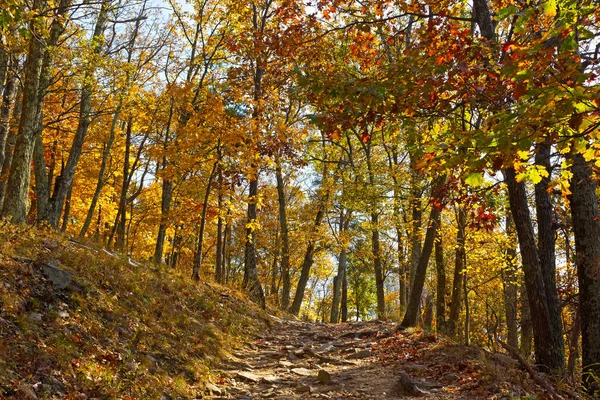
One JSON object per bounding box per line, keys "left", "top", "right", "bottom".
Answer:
{"left": 0, "top": 58, "right": 17, "bottom": 194}
{"left": 519, "top": 283, "right": 533, "bottom": 359}
{"left": 435, "top": 212, "right": 446, "bottom": 333}
{"left": 290, "top": 205, "right": 326, "bottom": 316}
{"left": 504, "top": 167, "right": 564, "bottom": 372}
{"left": 372, "top": 212, "right": 386, "bottom": 319}
{"left": 503, "top": 212, "right": 519, "bottom": 349}
{"left": 400, "top": 175, "right": 445, "bottom": 328}
{"left": 341, "top": 271, "right": 348, "bottom": 322}
{"left": 409, "top": 172, "right": 423, "bottom": 291}
{"left": 192, "top": 158, "right": 219, "bottom": 280}
{"left": 447, "top": 206, "right": 466, "bottom": 337}
{"left": 276, "top": 163, "right": 291, "bottom": 310}
{"left": 331, "top": 250, "right": 347, "bottom": 323}
{"left": 79, "top": 108, "right": 120, "bottom": 238}
{"left": 1, "top": 1, "right": 45, "bottom": 222}
{"left": 534, "top": 139, "right": 565, "bottom": 360}
{"left": 215, "top": 178, "right": 224, "bottom": 283}
{"left": 243, "top": 177, "right": 265, "bottom": 308}
{"left": 0, "top": 86, "right": 21, "bottom": 207}
{"left": 568, "top": 152, "right": 600, "bottom": 392}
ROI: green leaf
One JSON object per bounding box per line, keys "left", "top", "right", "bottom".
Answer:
{"left": 497, "top": 6, "right": 519, "bottom": 21}
{"left": 465, "top": 172, "right": 485, "bottom": 187}
{"left": 561, "top": 32, "right": 577, "bottom": 51}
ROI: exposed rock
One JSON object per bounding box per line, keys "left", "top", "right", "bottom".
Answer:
{"left": 236, "top": 371, "right": 261, "bottom": 383}
{"left": 291, "top": 367, "right": 313, "bottom": 376}
{"left": 395, "top": 372, "right": 429, "bottom": 397}
{"left": 262, "top": 375, "right": 282, "bottom": 383}
{"left": 38, "top": 259, "right": 72, "bottom": 290}
{"left": 317, "top": 343, "right": 335, "bottom": 353}
{"left": 346, "top": 349, "right": 371, "bottom": 359}
{"left": 317, "top": 369, "right": 332, "bottom": 384}
{"left": 205, "top": 383, "right": 222, "bottom": 395}
{"left": 29, "top": 313, "right": 43, "bottom": 322}
{"left": 279, "top": 360, "right": 294, "bottom": 367}
{"left": 296, "top": 385, "right": 312, "bottom": 393}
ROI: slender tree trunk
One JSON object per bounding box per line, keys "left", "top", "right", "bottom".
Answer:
{"left": 341, "top": 272, "right": 348, "bottom": 323}
{"left": 504, "top": 167, "right": 564, "bottom": 372}
{"left": 372, "top": 212, "right": 386, "bottom": 319}
{"left": 192, "top": 158, "right": 219, "bottom": 280}
{"left": 331, "top": 210, "right": 349, "bottom": 323}
{"left": 60, "top": 184, "right": 72, "bottom": 232}
{"left": 243, "top": 176, "right": 265, "bottom": 308}
{"left": 270, "top": 228, "right": 279, "bottom": 299}
{"left": 114, "top": 117, "right": 132, "bottom": 251}
{"left": 290, "top": 205, "right": 326, "bottom": 316}
{"left": 568, "top": 152, "right": 600, "bottom": 392}
{"left": 463, "top": 271, "right": 470, "bottom": 346}
{"left": 503, "top": 212, "right": 519, "bottom": 349}
{"left": 215, "top": 179, "right": 224, "bottom": 283}
{"left": 447, "top": 206, "right": 466, "bottom": 337}
{"left": 435, "top": 212, "right": 446, "bottom": 333}
{"left": 79, "top": 108, "right": 120, "bottom": 238}
{"left": 400, "top": 175, "right": 445, "bottom": 328}
{"left": 276, "top": 164, "right": 291, "bottom": 310}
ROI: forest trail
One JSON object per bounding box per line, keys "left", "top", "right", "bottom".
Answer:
{"left": 205, "top": 318, "right": 533, "bottom": 399}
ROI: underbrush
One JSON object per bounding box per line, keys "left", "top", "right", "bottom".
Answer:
{"left": 0, "top": 223, "right": 270, "bottom": 399}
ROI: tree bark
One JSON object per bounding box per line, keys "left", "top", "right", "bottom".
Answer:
{"left": 504, "top": 167, "right": 564, "bottom": 372}
{"left": 243, "top": 176, "right": 265, "bottom": 308}
{"left": 400, "top": 175, "right": 445, "bottom": 328}
{"left": 0, "top": 57, "right": 17, "bottom": 195}
{"left": 434, "top": 212, "right": 446, "bottom": 333}
{"left": 1, "top": 0, "right": 46, "bottom": 222}
{"left": 447, "top": 206, "right": 466, "bottom": 337}
{"left": 568, "top": 152, "right": 600, "bottom": 392}
{"left": 503, "top": 212, "right": 519, "bottom": 349}
{"left": 192, "top": 157, "right": 219, "bottom": 280}
{"left": 372, "top": 212, "right": 386, "bottom": 319}
{"left": 534, "top": 139, "right": 565, "bottom": 360}
{"left": 331, "top": 210, "right": 349, "bottom": 323}
{"left": 276, "top": 163, "right": 291, "bottom": 310}
{"left": 290, "top": 204, "right": 326, "bottom": 316}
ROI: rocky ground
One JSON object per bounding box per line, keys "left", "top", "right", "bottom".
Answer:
{"left": 203, "top": 318, "right": 567, "bottom": 399}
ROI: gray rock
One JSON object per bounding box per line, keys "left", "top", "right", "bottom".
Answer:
{"left": 346, "top": 349, "right": 371, "bottom": 359}
{"left": 395, "top": 372, "right": 429, "bottom": 397}
{"left": 29, "top": 313, "right": 43, "bottom": 322}
{"left": 58, "top": 311, "right": 69, "bottom": 319}
{"left": 279, "top": 360, "right": 294, "bottom": 367}
{"left": 317, "top": 343, "right": 335, "bottom": 353}
{"left": 40, "top": 259, "right": 72, "bottom": 290}
{"left": 236, "top": 371, "right": 261, "bottom": 383}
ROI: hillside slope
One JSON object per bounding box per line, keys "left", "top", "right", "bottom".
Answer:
{"left": 0, "top": 224, "right": 270, "bottom": 399}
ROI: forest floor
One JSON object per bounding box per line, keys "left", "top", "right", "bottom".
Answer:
{"left": 206, "top": 319, "right": 577, "bottom": 400}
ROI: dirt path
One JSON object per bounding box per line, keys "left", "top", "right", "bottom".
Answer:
{"left": 204, "top": 319, "right": 459, "bottom": 399}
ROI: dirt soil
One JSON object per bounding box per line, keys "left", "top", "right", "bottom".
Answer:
{"left": 204, "top": 318, "right": 562, "bottom": 399}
